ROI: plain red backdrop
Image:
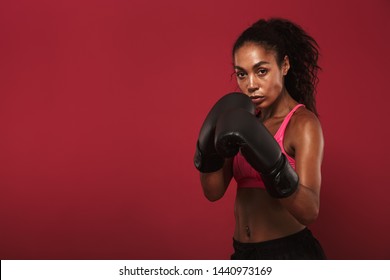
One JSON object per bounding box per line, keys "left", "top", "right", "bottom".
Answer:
{"left": 0, "top": 0, "right": 389, "bottom": 259}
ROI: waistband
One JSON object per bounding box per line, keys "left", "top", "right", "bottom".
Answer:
{"left": 233, "top": 228, "right": 312, "bottom": 250}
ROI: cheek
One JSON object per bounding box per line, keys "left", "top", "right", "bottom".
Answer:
{"left": 273, "top": 79, "right": 284, "bottom": 92}
{"left": 268, "top": 75, "right": 284, "bottom": 93}
{"left": 236, "top": 79, "right": 245, "bottom": 91}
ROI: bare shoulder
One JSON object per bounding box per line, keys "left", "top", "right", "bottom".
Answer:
{"left": 285, "top": 107, "right": 324, "bottom": 155}
{"left": 288, "top": 106, "right": 320, "bottom": 133}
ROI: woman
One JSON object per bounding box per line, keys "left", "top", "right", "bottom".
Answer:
{"left": 194, "top": 18, "right": 325, "bottom": 259}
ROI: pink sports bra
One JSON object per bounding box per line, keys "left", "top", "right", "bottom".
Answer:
{"left": 233, "top": 104, "right": 305, "bottom": 188}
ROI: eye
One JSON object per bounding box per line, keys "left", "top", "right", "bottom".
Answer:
{"left": 257, "top": 68, "right": 268, "bottom": 76}
{"left": 235, "top": 71, "right": 247, "bottom": 79}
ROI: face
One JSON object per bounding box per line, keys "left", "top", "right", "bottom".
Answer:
{"left": 233, "top": 42, "right": 289, "bottom": 110}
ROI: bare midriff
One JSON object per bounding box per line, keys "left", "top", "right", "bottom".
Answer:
{"left": 233, "top": 187, "right": 305, "bottom": 242}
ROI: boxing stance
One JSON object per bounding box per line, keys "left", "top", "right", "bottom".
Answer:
{"left": 214, "top": 107, "right": 298, "bottom": 198}
{"left": 194, "top": 18, "right": 325, "bottom": 259}
{"left": 195, "top": 93, "right": 298, "bottom": 198}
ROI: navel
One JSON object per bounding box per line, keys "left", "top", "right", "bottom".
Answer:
{"left": 245, "top": 226, "right": 251, "bottom": 238}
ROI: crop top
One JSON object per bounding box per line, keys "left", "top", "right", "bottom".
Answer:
{"left": 233, "top": 104, "right": 305, "bottom": 188}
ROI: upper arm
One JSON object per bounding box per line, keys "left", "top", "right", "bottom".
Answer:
{"left": 291, "top": 112, "right": 324, "bottom": 196}
{"left": 281, "top": 111, "right": 324, "bottom": 225}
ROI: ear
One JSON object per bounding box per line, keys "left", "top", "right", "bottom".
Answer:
{"left": 282, "top": 55, "right": 290, "bottom": 76}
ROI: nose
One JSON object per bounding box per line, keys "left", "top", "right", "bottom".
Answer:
{"left": 247, "top": 74, "right": 259, "bottom": 94}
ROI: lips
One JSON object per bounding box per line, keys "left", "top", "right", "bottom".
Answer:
{"left": 250, "top": 95, "right": 265, "bottom": 105}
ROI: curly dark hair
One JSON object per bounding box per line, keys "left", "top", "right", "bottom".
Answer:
{"left": 232, "top": 18, "right": 320, "bottom": 116}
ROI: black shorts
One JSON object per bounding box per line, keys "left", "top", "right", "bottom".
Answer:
{"left": 231, "top": 228, "right": 326, "bottom": 260}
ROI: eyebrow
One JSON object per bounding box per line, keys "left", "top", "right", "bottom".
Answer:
{"left": 234, "top": 61, "right": 270, "bottom": 71}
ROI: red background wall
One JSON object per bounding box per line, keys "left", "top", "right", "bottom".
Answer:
{"left": 1, "top": 0, "right": 389, "bottom": 260}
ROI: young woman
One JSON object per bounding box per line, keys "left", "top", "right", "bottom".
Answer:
{"left": 194, "top": 18, "right": 326, "bottom": 259}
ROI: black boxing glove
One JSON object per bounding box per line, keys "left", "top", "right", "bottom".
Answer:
{"left": 194, "top": 93, "right": 255, "bottom": 173}
{"left": 214, "top": 108, "right": 299, "bottom": 198}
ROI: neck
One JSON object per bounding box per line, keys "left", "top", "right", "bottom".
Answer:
{"left": 260, "top": 89, "right": 298, "bottom": 121}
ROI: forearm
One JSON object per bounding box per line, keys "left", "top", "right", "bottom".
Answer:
{"left": 200, "top": 159, "right": 233, "bottom": 201}
{"left": 279, "top": 183, "right": 320, "bottom": 225}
